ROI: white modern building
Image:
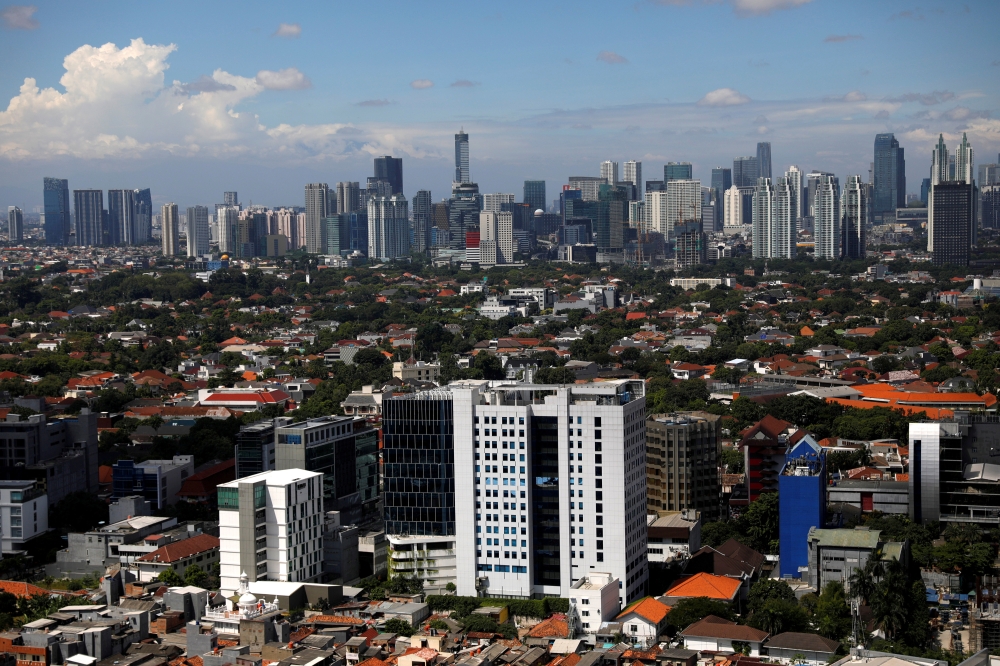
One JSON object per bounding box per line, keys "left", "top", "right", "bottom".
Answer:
{"left": 647, "top": 190, "right": 669, "bottom": 236}
{"left": 623, "top": 161, "right": 642, "bottom": 199}
{"left": 568, "top": 572, "right": 621, "bottom": 634}
{"left": 217, "top": 469, "right": 324, "bottom": 598}
{"left": 814, "top": 174, "right": 841, "bottom": 260}
{"left": 304, "top": 183, "right": 331, "bottom": 254}
{"left": 666, "top": 179, "right": 702, "bottom": 240}
{"left": 0, "top": 480, "right": 48, "bottom": 554}
{"left": 723, "top": 185, "right": 744, "bottom": 235}
{"left": 479, "top": 211, "right": 514, "bottom": 266}
{"left": 773, "top": 176, "right": 796, "bottom": 259}
{"left": 786, "top": 165, "right": 803, "bottom": 227}
{"left": 161, "top": 203, "right": 179, "bottom": 257}
{"left": 186, "top": 205, "right": 209, "bottom": 257}
{"left": 752, "top": 178, "right": 774, "bottom": 258}
{"left": 382, "top": 380, "right": 649, "bottom": 608}
{"left": 217, "top": 206, "right": 240, "bottom": 255}
{"left": 482, "top": 193, "right": 515, "bottom": 214}
{"left": 368, "top": 195, "right": 410, "bottom": 261}
{"left": 600, "top": 161, "right": 619, "bottom": 185}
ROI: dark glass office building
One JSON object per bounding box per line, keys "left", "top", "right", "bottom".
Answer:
{"left": 73, "top": 189, "right": 104, "bottom": 247}
{"left": 374, "top": 155, "right": 404, "bottom": 195}
{"left": 448, "top": 182, "right": 481, "bottom": 250}
{"left": 983, "top": 185, "right": 1000, "bottom": 229}
{"left": 523, "top": 180, "right": 546, "bottom": 212}
{"left": 931, "top": 182, "right": 973, "bottom": 266}
{"left": 43, "top": 177, "right": 70, "bottom": 246}
{"left": 756, "top": 142, "right": 772, "bottom": 180}
{"left": 732, "top": 157, "right": 758, "bottom": 188}
{"left": 664, "top": 162, "right": 692, "bottom": 182}
{"left": 873, "top": 133, "right": 906, "bottom": 221}
{"left": 711, "top": 168, "right": 733, "bottom": 230}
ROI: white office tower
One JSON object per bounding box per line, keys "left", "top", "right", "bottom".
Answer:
{"left": 479, "top": 211, "right": 514, "bottom": 267}
{"left": 601, "top": 161, "right": 619, "bottom": 185}
{"left": 841, "top": 175, "right": 868, "bottom": 260}
{"left": 647, "top": 190, "right": 669, "bottom": 236}
{"left": 217, "top": 469, "right": 324, "bottom": 599}
{"left": 813, "top": 174, "right": 841, "bottom": 260}
{"left": 931, "top": 135, "right": 949, "bottom": 186}
{"left": 785, "top": 166, "right": 803, "bottom": 227}
{"left": 382, "top": 380, "right": 648, "bottom": 607}
{"left": 367, "top": 194, "right": 410, "bottom": 261}
{"left": 773, "top": 177, "right": 796, "bottom": 259}
{"left": 955, "top": 133, "right": 974, "bottom": 185}
{"left": 482, "top": 193, "right": 515, "bottom": 214}
{"left": 304, "top": 183, "right": 330, "bottom": 254}
{"left": 623, "top": 161, "right": 642, "bottom": 199}
{"left": 723, "top": 185, "right": 743, "bottom": 235}
{"left": 161, "top": 203, "right": 179, "bottom": 257}
{"left": 751, "top": 178, "right": 774, "bottom": 258}
{"left": 666, "top": 179, "right": 702, "bottom": 240}
{"left": 216, "top": 206, "right": 240, "bottom": 255}
{"left": 183, "top": 206, "right": 206, "bottom": 257}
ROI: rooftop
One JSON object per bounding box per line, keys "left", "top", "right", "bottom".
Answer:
{"left": 218, "top": 468, "right": 323, "bottom": 488}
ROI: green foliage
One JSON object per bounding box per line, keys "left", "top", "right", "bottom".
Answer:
{"left": 534, "top": 366, "right": 578, "bottom": 384}
{"left": 428, "top": 619, "right": 450, "bottom": 631}
{"left": 720, "top": 448, "right": 744, "bottom": 474}
{"left": 742, "top": 491, "right": 780, "bottom": 554}
{"left": 813, "top": 582, "right": 852, "bottom": 640}
{"left": 746, "top": 598, "right": 810, "bottom": 635}
{"left": 462, "top": 614, "right": 500, "bottom": 634}
{"left": 701, "top": 521, "right": 741, "bottom": 548}
{"left": 747, "top": 579, "right": 796, "bottom": 614}
{"left": 826, "top": 448, "right": 872, "bottom": 473}
{"left": 158, "top": 569, "right": 184, "bottom": 586}
{"left": 425, "top": 595, "right": 566, "bottom": 619}
{"left": 184, "top": 565, "right": 209, "bottom": 588}
{"left": 665, "top": 597, "right": 735, "bottom": 632}
{"left": 384, "top": 618, "right": 415, "bottom": 636}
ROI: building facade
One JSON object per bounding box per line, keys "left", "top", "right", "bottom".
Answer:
{"left": 751, "top": 178, "right": 774, "bottom": 258}
{"left": 646, "top": 412, "right": 721, "bottom": 522}
{"left": 374, "top": 155, "right": 404, "bottom": 195}
{"left": 304, "top": 183, "right": 330, "bottom": 254}
{"left": 930, "top": 181, "right": 974, "bottom": 266}
{"left": 161, "top": 203, "right": 179, "bottom": 256}
{"left": 0, "top": 480, "right": 48, "bottom": 554}
{"left": 7, "top": 206, "right": 23, "bottom": 242}
{"left": 479, "top": 211, "right": 514, "bottom": 267}
{"left": 873, "top": 133, "right": 905, "bottom": 221}
{"left": 523, "top": 181, "right": 546, "bottom": 211}
{"left": 186, "top": 205, "right": 210, "bottom": 256}
{"left": 368, "top": 194, "right": 410, "bottom": 261}
{"left": 455, "top": 132, "right": 470, "bottom": 184}
{"left": 73, "top": 189, "right": 104, "bottom": 247}
{"left": 756, "top": 142, "right": 772, "bottom": 180}
{"left": 813, "top": 174, "right": 841, "bottom": 260}
{"left": 43, "top": 177, "right": 70, "bottom": 245}
{"left": 841, "top": 175, "right": 868, "bottom": 259}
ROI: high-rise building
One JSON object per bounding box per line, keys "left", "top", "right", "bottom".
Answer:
{"left": 873, "top": 133, "right": 905, "bottom": 222}
{"left": 752, "top": 178, "right": 774, "bottom": 259}
{"left": 982, "top": 185, "right": 1000, "bottom": 229}
{"left": 674, "top": 218, "right": 706, "bottom": 267}
{"left": 374, "top": 155, "right": 403, "bottom": 195}
{"left": 161, "top": 203, "right": 179, "bottom": 257}
{"left": 931, "top": 134, "right": 949, "bottom": 186}
{"left": 107, "top": 189, "right": 136, "bottom": 246}
{"left": 600, "top": 161, "right": 619, "bottom": 185}
{"left": 733, "top": 157, "right": 758, "bottom": 188}
{"left": 930, "top": 181, "right": 974, "bottom": 266}
{"left": 186, "top": 206, "right": 209, "bottom": 257}
{"left": 773, "top": 176, "right": 797, "bottom": 259}
{"left": 224, "top": 191, "right": 238, "bottom": 207}
{"left": 623, "top": 162, "right": 642, "bottom": 200}
{"left": 455, "top": 131, "right": 470, "bottom": 184}
{"left": 955, "top": 132, "right": 975, "bottom": 185}
{"left": 665, "top": 179, "right": 701, "bottom": 240}
{"left": 382, "top": 380, "right": 648, "bottom": 605}
{"left": 132, "top": 189, "right": 152, "bottom": 244}
{"left": 710, "top": 168, "right": 732, "bottom": 231}
{"left": 7, "top": 206, "right": 23, "bottom": 242}
{"left": 336, "top": 182, "right": 361, "bottom": 214}
{"left": 664, "top": 162, "right": 692, "bottom": 182}
{"left": 980, "top": 164, "right": 1000, "bottom": 187}
{"left": 368, "top": 194, "right": 410, "bottom": 261}
{"left": 304, "top": 183, "right": 330, "bottom": 254}
{"left": 785, "top": 166, "right": 803, "bottom": 223}
{"left": 756, "top": 142, "right": 772, "bottom": 180}
{"left": 646, "top": 190, "right": 669, "bottom": 237}
{"left": 841, "top": 175, "right": 868, "bottom": 260}
{"left": 216, "top": 206, "right": 239, "bottom": 255}
{"left": 412, "top": 190, "right": 432, "bottom": 253}
{"left": 646, "top": 412, "right": 721, "bottom": 522}
{"left": 482, "top": 193, "right": 515, "bottom": 213}
{"left": 813, "top": 174, "right": 841, "bottom": 260}
{"left": 73, "top": 189, "right": 104, "bottom": 247}
{"left": 43, "top": 177, "right": 70, "bottom": 246}
{"left": 217, "top": 469, "right": 324, "bottom": 598}
{"left": 596, "top": 184, "right": 627, "bottom": 249}
{"left": 523, "top": 181, "right": 546, "bottom": 211}
{"left": 479, "top": 211, "right": 514, "bottom": 267}
{"left": 568, "top": 176, "right": 604, "bottom": 202}
{"left": 449, "top": 182, "right": 481, "bottom": 250}
{"left": 723, "top": 186, "right": 743, "bottom": 234}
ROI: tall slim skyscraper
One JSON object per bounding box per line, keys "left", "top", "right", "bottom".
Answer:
{"left": 982, "top": 186, "right": 1000, "bottom": 229}
{"left": 336, "top": 182, "right": 361, "bottom": 214}
{"left": 161, "top": 203, "right": 179, "bottom": 256}
{"left": 955, "top": 132, "right": 974, "bottom": 185}
{"left": 368, "top": 194, "right": 410, "bottom": 261}
{"left": 773, "top": 177, "right": 796, "bottom": 259}
{"left": 43, "top": 177, "right": 70, "bottom": 246}
{"left": 752, "top": 178, "right": 774, "bottom": 258}
{"left": 523, "top": 181, "right": 546, "bottom": 211}
{"left": 756, "top": 142, "right": 772, "bottom": 180}
{"left": 665, "top": 179, "right": 701, "bottom": 240}
{"left": 785, "top": 166, "right": 803, "bottom": 223}
{"left": 931, "top": 182, "right": 973, "bottom": 266}
{"left": 374, "top": 156, "right": 404, "bottom": 195}
{"left": 455, "top": 131, "right": 470, "bottom": 184}
{"left": 647, "top": 190, "right": 669, "bottom": 236}
{"left": 664, "top": 162, "right": 693, "bottom": 182}
{"left": 710, "top": 168, "right": 732, "bottom": 231}
{"left": 224, "top": 191, "right": 238, "bottom": 207}
{"left": 623, "top": 161, "right": 642, "bottom": 200}
{"left": 412, "top": 190, "right": 432, "bottom": 253}
{"left": 733, "top": 157, "right": 758, "bottom": 188}
{"left": 73, "top": 189, "right": 104, "bottom": 247}
{"left": 133, "top": 188, "right": 152, "bottom": 243}
{"left": 873, "top": 134, "right": 906, "bottom": 222}
{"left": 7, "top": 206, "right": 24, "bottom": 243}
{"left": 449, "top": 182, "right": 481, "bottom": 250}
{"left": 841, "top": 175, "right": 868, "bottom": 260}
{"left": 107, "top": 189, "right": 136, "bottom": 246}
{"left": 217, "top": 206, "right": 240, "bottom": 254}
{"left": 186, "top": 205, "right": 209, "bottom": 257}
{"left": 813, "top": 174, "right": 841, "bottom": 260}
{"left": 600, "top": 161, "right": 619, "bottom": 185}
{"left": 931, "top": 134, "right": 949, "bottom": 186}
{"left": 304, "top": 183, "right": 330, "bottom": 254}
{"left": 723, "top": 186, "right": 743, "bottom": 233}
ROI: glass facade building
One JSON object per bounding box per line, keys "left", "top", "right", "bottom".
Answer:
{"left": 43, "top": 177, "right": 70, "bottom": 246}
{"left": 523, "top": 180, "right": 546, "bottom": 212}
{"left": 374, "top": 155, "right": 404, "bottom": 195}
{"left": 873, "top": 133, "right": 905, "bottom": 221}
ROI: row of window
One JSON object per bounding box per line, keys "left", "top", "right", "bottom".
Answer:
{"left": 476, "top": 564, "right": 528, "bottom": 573}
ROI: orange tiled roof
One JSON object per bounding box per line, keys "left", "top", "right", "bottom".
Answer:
{"left": 358, "top": 659, "right": 388, "bottom": 666}
{"left": 308, "top": 614, "right": 366, "bottom": 625}
{"left": 617, "top": 597, "right": 670, "bottom": 624}
{"left": 528, "top": 616, "right": 570, "bottom": 638}
{"left": 664, "top": 572, "right": 741, "bottom": 600}
{"left": 0, "top": 580, "right": 52, "bottom": 598}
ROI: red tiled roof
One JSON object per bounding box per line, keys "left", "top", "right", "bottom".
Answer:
{"left": 203, "top": 390, "right": 290, "bottom": 404}
{"left": 528, "top": 616, "right": 570, "bottom": 638}
{"left": 137, "top": 534, "right": 220, "bottom": 564}
{"left": 308, "top": 615, "right": 366, "bottom": 625}
{"left": 664, "top": 572, "right": 741, "bottom": 601}
{"left": 680, "top": 615, "right": 768, "bottom": 642}
{"left": 177, "top": 459, "right": 236, "bottom": 498}
{"left": 0, "top": 580, "right": 52, "bottom": 598}
{"left": 617, "top": 597, "right": 670, "bottom": 624}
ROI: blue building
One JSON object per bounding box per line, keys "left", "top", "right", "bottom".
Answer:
{"left": 778, "top": 437, "right": 826, "bottom": 579}
{"left": 43, "top": 177, "right": 70, "bottom": 245}
{"left": 111, "top": 456, "right": 194, "bottom": 510}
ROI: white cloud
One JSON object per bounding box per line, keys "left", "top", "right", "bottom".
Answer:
{"left": 597, "top": 50, "right": 628, "bottom": 64}
{"left": 255, "top": 67, "right": 311, "bottom": 90}
{"left": 825, "top": 91, "right": 867, "bottom": 103}
{"left": 1, "top": 5, "right": 38, "bottom": 30}
{"left": 410, "top": 79, "right": 434, "bottom": 89}
{"left": 731, "top": 0, "right": 813, "bottom": 16}
{"left": 697, "top": 88, "right": 750, "bottom": 107}
{"left": 272, "top": 23, "right": 301, "bottom": 38}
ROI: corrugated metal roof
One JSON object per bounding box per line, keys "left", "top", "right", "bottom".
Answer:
{"left": 808, "top": 527, "right": 882, "bottom": 549}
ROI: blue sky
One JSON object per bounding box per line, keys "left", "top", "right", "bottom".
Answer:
{"left": 1, "top": 0, "right": 998, "bottom": 211}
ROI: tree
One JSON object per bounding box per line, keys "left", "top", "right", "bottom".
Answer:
{"left": 720, "top": 448, "right": 744, "bottom": 474}
{"left": 748, "top": 579, "right": 796, "bottom": 614}
{"left": 158, "top": 569, "right": 184, "bottom": 586}
{"left": 184, "top": 565, "right": 209, "bottom": 588}
{"left": 665, "top": 597, "right": 734, "bottom": 632}
{"left": 384, "top": 618, "right": 415, "bottom": 636}
{"left": 535, "top": 366, "right": 577, "bottom": 384}
{"left": 701, "top": 521, "right": 741, "bottom": 548}
{"left": 742, "top": 492, "right": 780, "bottom": 554}
{"left": 462, "top": 614, "right": 499, "bottom": 634}
{"left": 473, "top": 352, "right": 504, "bottom": 380}
{"left": 813, "top": 582, "right": 852, "bottom": 640}
{"left": 746, "top": 598, "right": 809, "bottom": 635}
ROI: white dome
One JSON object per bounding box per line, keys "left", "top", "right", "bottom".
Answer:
{"left": 239, "top": 591, "right": 258, "bottom": 606}
{"left": 534, "top": 209, "right": 544, "bottom": 216}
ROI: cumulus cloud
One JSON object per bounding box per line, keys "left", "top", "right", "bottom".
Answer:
{"left": 824, "top": 34, "right": 862, "bottom": 43}
{"left": 255, "top": 68, "right": 311, "bottom": 90}
{"left": 1, "top": 5, "right": 38, "bottom": 29}
{"left": 410, "top": 79, "right": 433, "bottom": 89}
{"left": 825, "top": 91, "right": 867, "bottom": 102}
{"left": 731, "top": 0, "right": 813, "bottom": 16}
{"left": 450, "top": 79, "right": 478, "bottom": 87}
{"left": 698, "top": 88, "right": 750, "bottom": 107}
{"left": 176, "top": 75, "right": 237, "bottom": 94}
{"left": 356, "top": 99, "right": 393, "bottom": 107}
{"left": 597, "top": 50, "right": 628, "bottom": 64}
{"left": 945, "top": 107, "right": 990, "bottom": 121}
{"left": 272, "top": 23, "right": 301, "bottom": 38}
{"left": 885, "top": 90, "right": 955, "bottom": 105}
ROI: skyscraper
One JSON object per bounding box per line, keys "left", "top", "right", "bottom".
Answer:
{"left": 455, "top": 131, "right": 470, "bottom": 184}
{"left": 723, "top": 186, "right": 743, "bottom": 234}
{"left": 479, "top": 211, "right": 514, "bottom": 267}
{"left": 304, "top": 183, "right": 330, "bottom": 254}
{"left": 600, "top": 161, "right": 619, "bottom": 185}
{"left": 336, "top": 182, "right": 361, "bottom": 214}
{"left": 841, "top": 175, "right": 868, "bottom": 260}
{"left": 756, "top": 142, "right": 772, "bottom": 180}
{"left": 374, "top": 156, "right": 404, "bottom": 195}
{"left": 665, "top": 179, "right": 701, "bottom": 239}
{"left": 785, "top": 166, "right": 803, "bottom": 224}
{"left": 813, "top": 174, "right": 841, "bottom": 260}
{"left": 773, "top": 176, "right": 796, "bottom": 259}
{"left": 752, "top": 178, "right": 774, "bottom": 259}
{"left": 368, "top": 194, "right": 410, "bottom": 261}
{"left": 449, "top": 182, "right": 481, "bottom": 250}
{"left": 710, "top": 168, "right": 732, "bottom": 231}
{"left": 664, "top": 162, "right": 693, "bottom": 182}
{"left": 161, "top": 203, "right": 179, "bottom": 256}
{"left": 223, "top": 191, "right": 239, "bottom": 207}
{"left": 482, "top": 193, "right": 515, "bottom": 213}
{"left": 73, "top": 189, "right": 104, "bottom": 247}
{"left": 873, "top": 134, "right": 906, "bottom": 221}
{"left": 216, "top": 206, "right": 240, "bottom": 255}
{"left": 733, "top": 157, "right": 758, "bottom": 188}
{"left": 955, "top": 132, "right": 975, "bottom": 185}
{"left": 931, "top": 134, "right": 949, "bottom": 186}
{"left": 646, "top": 190, "right": 669, "bottom": 237}
{"left": 133, "top": 189, "right": 153, "bottom": 243}
{"left": 982, "top": 185, "right": 1000, "bottom": 229}
{"left": 412, "top": 190, "right": 432, "bottom": 253}
{"left": 186, "top": 206, "right": 209, "bottom": 257}
{"left": 43, "top": 177, "right": 70, "bottom": 246}
{"left": 8, "top": 206, "right": 24, "bottom": 243}
{"left": 107, "top": 189, "right": 136, "bottom": 245}
{"left": 623, "top": 161, "right": 642, "bottom": 200}
{"left": 523, "top": 181, "right": 546, "bottom": 211}
{"left": 931, "top": 182, "right": 973, "bottom": 266}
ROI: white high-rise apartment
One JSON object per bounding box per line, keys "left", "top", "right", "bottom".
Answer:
{"left": 601, "top": 161, "right": 619, "bottom": 185}
{"left": 7, "top": 206, "right": 23, "bottom": 242}
{"left": 186, "top": 206, "right": 209, "bottom": 257}
{"left": 382, "top": 380, "right": 648, "bottom": 608}
{"left": 482, "top": 193, "right": 515, "bottom": 214}
{"left": 623, "top": 161, "right": 642, "bottom": 199}
{"left": 647, "top": 190, "right": 669, "bottom": 236}
{"left": 666, "top": 179, "right": 702, "bottom": 241}
{"left": 813, "top": 174, "right": 841, "bottom": 260}
{"left": 161, "top": 203, "right": 179, "bottom": 257}
{"left": 955, "top": 133, "right": 974, "bottom": 185}
{"left": 841, "top": 175, "right": 868, "bottom": 260}
{"left": 336, "top": 182, "right": 361, "bottom": 214}
{"left": 217, "top": 469, "right": 324, "bottom": 598}
{"left": 217, "top": 206, "right": 240, "bottom": 255}
{"left": 773, "top": 177, "right": 796, "bottom": 259}
{"left": 723, "top": 186, "right": 743, "bottom": 235}
{"left": 785, "top": 166, "right": 803, "bottom": 226}
{"left": 304, "top": 183, "right": 330, "bottom": 254}
{"left": 368, "top": 194, "right": 410, "bottom": 261}
{"left": 627, "top": 201, "right": 646, "bottom": 231}
{"left": 479, "top": 211, "right": 514, "bottom": 266}
{"left": 752, "top": 178, "right": 774, "bottom": 258}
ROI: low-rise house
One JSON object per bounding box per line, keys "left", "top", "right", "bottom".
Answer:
{"left": 764, "top": 632, "right": 840, "bottom": 665}
{"left": 679, "top": 615, "right": 768, "bottom": 656}
{"left": 135, "top": 533, "right": 220, "bottom": 582}
{"left": 615, "top": 597, "right": 671, "bottom": 646}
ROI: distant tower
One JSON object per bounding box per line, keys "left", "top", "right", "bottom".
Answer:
{"left": 600, "top": 160, "right": 619, "bottom": 185}
{"left": 523, "top": 181, "right": 546, "bottom": 211}
{"left": 455, "top": 130, "right": 470, "bottom": 184}
{"left": 43, "top": 177, "right": 71, "bottom": 246}
{"left": 785, "top": 165, "right": 803, "bottom": 225}
{"left": 7, "top": 206, "right": 24, "bottom": 243}
{"left": 73, "top": 189, "right": 104, "bottom": 247}
{"left": 664, "top": 162, "right": 693, "bottom": 182}
{"left": 814, "top": 174, "right": 841, "bottom": 260}
{"left": 752, "top": 178, "right": 774, "bottom": 258}
{"left": 224, "top": 191, "right": 239, "bottom": 207}
{"left": 773, "top": 176, "right": 796, "bottom": 259}
{"left": 756, "top": 142, "right": 772, "bottom": 180}
{"left": 873, "top": 133, "right": 905, "bottom": 222}
{"left": 711, "top": 167, "right": 733, "bottom": 231}
{"left": 841, "top": 175, "right": 869, "bottom": 260}
{"left": 623, "top": 161, "right": 642, "bottom": 200}
{"left": 374, "top": 156, "right": 404, "bottom": 195}
{"left": 186, "top": 205, "right": 209, "bottom": 257}
{"left": 304, "top": 183, "right": 330, "bottom": 254}
{"left": 161, "top": 203, "right": 179, "bottom": 256}
{"left": 412, "top": 189, "right": 432, "bottom": 253}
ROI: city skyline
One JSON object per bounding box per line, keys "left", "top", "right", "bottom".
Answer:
{"left": 1, "top": 0, "right": 998, "bottom": 211}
